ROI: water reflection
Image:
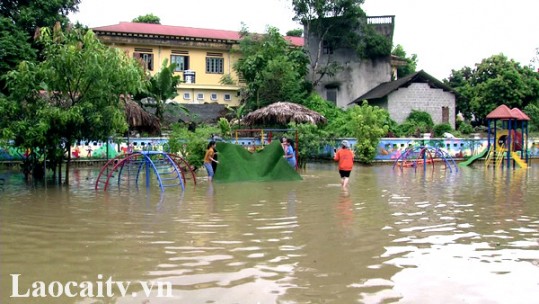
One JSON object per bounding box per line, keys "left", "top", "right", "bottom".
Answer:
{"left": 1, "top": 163, "right": 539, "bottom": 303}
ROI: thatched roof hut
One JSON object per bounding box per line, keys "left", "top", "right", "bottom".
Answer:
{"left": 124, "top": 98, "right": 161, "bottom": 135}
{"left": 242, "top": 102, "right": 327, "bottom": 126}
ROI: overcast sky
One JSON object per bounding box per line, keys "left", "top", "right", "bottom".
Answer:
{"left": 69, "top": 0, "right": 539, "bottom": 80}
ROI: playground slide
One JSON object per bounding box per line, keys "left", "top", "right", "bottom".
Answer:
{"left": 458, "top": 149, "right": 489, "bottom": 167}
{"left": 510, "top": 152, "right": 528, "bottom": 169}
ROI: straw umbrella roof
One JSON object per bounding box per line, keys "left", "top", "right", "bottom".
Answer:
{"left": 124, "top": 98, "right": 161, "bottom": 134}
{"left": 242, "top": 102, "right": 327, "bottom": 126}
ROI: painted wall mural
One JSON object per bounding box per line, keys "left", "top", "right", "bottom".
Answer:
{"left": 1, "top": 137, "right": 539, "bottom": 162}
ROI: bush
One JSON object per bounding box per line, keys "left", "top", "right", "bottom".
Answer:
{"left": 218, "top": 118, "right": 231, "bottom": 138}
{"left": 433, "top": 123, "right": 453, "bottom": 137}
{"left": 457, "top": 121, "right": 474, "bottom": 134}
{"left": 406, "top": 110, "right": 434, "bottom": 127}
{"left": 395, "top": 121, "right": 431, "bottom": 137}
{"left": 168, "top": 124, "right": 218, "bottom": 168}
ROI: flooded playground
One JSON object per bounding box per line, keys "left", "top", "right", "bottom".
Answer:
{"left": 1, "top": 161, "right": 539, "bottom": 303}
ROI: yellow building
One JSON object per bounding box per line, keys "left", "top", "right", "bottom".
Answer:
{"left": 93, "top": 22, "right": 303, "bottom": 106}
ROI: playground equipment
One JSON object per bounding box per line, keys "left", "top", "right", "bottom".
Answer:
{"left": 484, "top": 129, "right": 528, "bottom": 169}
{"left": 95, "top": 151, "right": 196, "bottom": 192}
{"left": 393, "top": 145, "right": 458, "bottom": 173}
{"left": 460, "top": 105, "right": 529, "bottom": 169}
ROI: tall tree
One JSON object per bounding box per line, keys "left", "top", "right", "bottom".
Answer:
{"left": 291, "top": 0, "right": 390, "bottom": 88}
{"left": 0, "top": 0, "right": 80, "bottom": 91}
{"left": 132, "top": 14, "right": 161, "bottom": 24}
{"left": 134, "top": 59, "right": 183, "bottom": 124}
{"left": 234, "top": 26, "right": 309, "bottom": 109}
{"left": 391, "top": 44, "right": 418, "bottom": 78}
{"left": 446, "top": 54, "right": 539, "bottom": 124}
{"left": 0, "top": 24, "right": 146, "bottom": 184}
{"left": 444, "top": 66, "right": 474, "bottom": 121}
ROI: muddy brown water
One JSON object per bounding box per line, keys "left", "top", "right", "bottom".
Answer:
{"left": 1, "top": 162, "right": 539, "bottom": 303}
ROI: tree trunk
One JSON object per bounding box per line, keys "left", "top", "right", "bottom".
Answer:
{"left": 58, "top": 160, "right": 62, "bottom": 185}
{"left": 64, "top": 146, "right": 70, "bottom": 185}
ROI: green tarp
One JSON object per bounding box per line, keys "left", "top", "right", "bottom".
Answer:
{"left": 213, "top": 141, "right": 302, "bottom": 183}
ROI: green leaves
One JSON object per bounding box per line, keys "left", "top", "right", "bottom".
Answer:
{"left": 234, "top": 26, "right": 309, "bottom": 109}
{"left": 2, "top": 24, "right": 146, "bottom": 182}
{"left": 132, "top": 14, "right": 161, "bottom": 24}
{"left": 348, "top": 101, "right": 390, "bottom": 163}
{"left": 135, "top": 59, "right": 181, "bottom": 122}
{"left": 447, "top": 54, "right": 539, "bottom": 124}
{"left": 391, "top": 44, "right": 418, "bottom": 78}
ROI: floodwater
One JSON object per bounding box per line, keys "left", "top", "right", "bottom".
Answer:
{"left": 1, "top": 162, "right": 539, "bottom": 304}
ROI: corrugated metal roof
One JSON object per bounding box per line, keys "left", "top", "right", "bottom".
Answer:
{"left": 93, "top": 22, "right": 304, "bottom": 46}
{"left": 349, "top": 70, "right": 453, "bottom": 104}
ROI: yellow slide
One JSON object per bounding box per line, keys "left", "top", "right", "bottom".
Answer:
{"left": 510, "top": 152, "right": 528, "bottom": 169}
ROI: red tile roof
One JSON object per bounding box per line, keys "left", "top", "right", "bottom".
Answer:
{"left": 486, "top": 104, "right": 513, "bottom": 119}
{"left": 486, "top": 104, "right": 530, "bottom": 121}
{"left": 93, "top": 22, "right": 304, "bottom": 47}
{"left": 510, "top": 108, "right": 530, "bottom": 121}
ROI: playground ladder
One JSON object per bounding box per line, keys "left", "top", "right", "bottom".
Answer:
{"left": 484, "top": 148, "right": 495, "bottom": 167}
{"left": 495, "top": 148, "right": 506, "bottom": 168}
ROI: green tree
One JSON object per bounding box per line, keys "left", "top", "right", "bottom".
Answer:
{"left": 132, "top": 14, "right": 161, "bottom": 24}
{"left": 447, "top": 54, "right": 539, "bottom": 124}
{"left": 136, "top": 59, "right": 182, "bottom": 123}
{"left": 444, "top": 66, "right": 474, "bottom": 121}
{"left": 391, "top": 44, "right": 417, "bottom": 78}
{"left": 234, "top": 26, "right": 309, "bottom": 109}
{"left": 292, "top": 0, "right": 390, "bottom": 88}
{"left": 286, "top": 29, "right": 303, "bottom": 37}
{"left": 347, "top": 101, "right": 390, "bottom": 163}
{"left": 167, "top": 124, "right": 218, "bottom": 169}
{"left": 523, "top": 103, "right": 539, "bottom": 132}
{"left": 0, "top": 18, "right": 36, "bottom": 83}
{"left": 285, "top": 123, "right": 330, "bottom": 168}
{"left": 1, "top": 24, "right": 146, "bottom": 184}
{"left": 0, "top": 0, "right": 80, "bottom": 92}
{"left": 226, "top": 104, "right": 247, "bottom": 129}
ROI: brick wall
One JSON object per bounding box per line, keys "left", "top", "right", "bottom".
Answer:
{"left": 388, "top": 83, "right": 456, "bottom": 128}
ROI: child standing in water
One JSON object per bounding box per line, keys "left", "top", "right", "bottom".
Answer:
{"left": 203, "top": 141, "right": 219, "bottom": 181}
{"left": 282, "top": 138, "right": 297, "bottom": 169}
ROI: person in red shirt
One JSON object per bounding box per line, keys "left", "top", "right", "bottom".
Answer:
{"left": 334, "top": 140, "right": 354, "bottom": 190}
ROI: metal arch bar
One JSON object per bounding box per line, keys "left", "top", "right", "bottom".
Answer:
{"left": 94, "top": 155, "right": 124, "bottom": 190}
{"left": 168, "top": 153, "right": 197, "bottom": 186}
{"left": 139, "top": 152, "right": 165, "bottom": 192}
{"left": 162, "top": 153, "right": 185, "bottom": 191}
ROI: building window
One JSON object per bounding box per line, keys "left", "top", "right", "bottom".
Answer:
{"left": 322, "top": 41, "right": 334, "bottom": 55}
{"left": 183, "top": 92, "right": 191, "bottom": 100}
{"left": 197, "top": 93, "right": 204, "bottom": 101}
{"left": 134, "top": 51, "right": 154, "bottom": 71}
{"left": 206, "top": 57, "right": 224, "bottom": 74}
{"left": 210, "top": 93, "right": 218, "bottom": 101}
{"left": 224, "top": 93, "right": 231, "bottom": 101}
{"left": 442, "top": 106, "right": 449, "bottom": 123}
{"left": 326, "top": 88, "right": 337, "bottom": 104}
{"left": 170, "top": 55, "right": 189, "bottom": 72}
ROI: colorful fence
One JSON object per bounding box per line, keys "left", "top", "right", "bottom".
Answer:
{"left": 2, "top": 137, "right": 539, "bottom": 162}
